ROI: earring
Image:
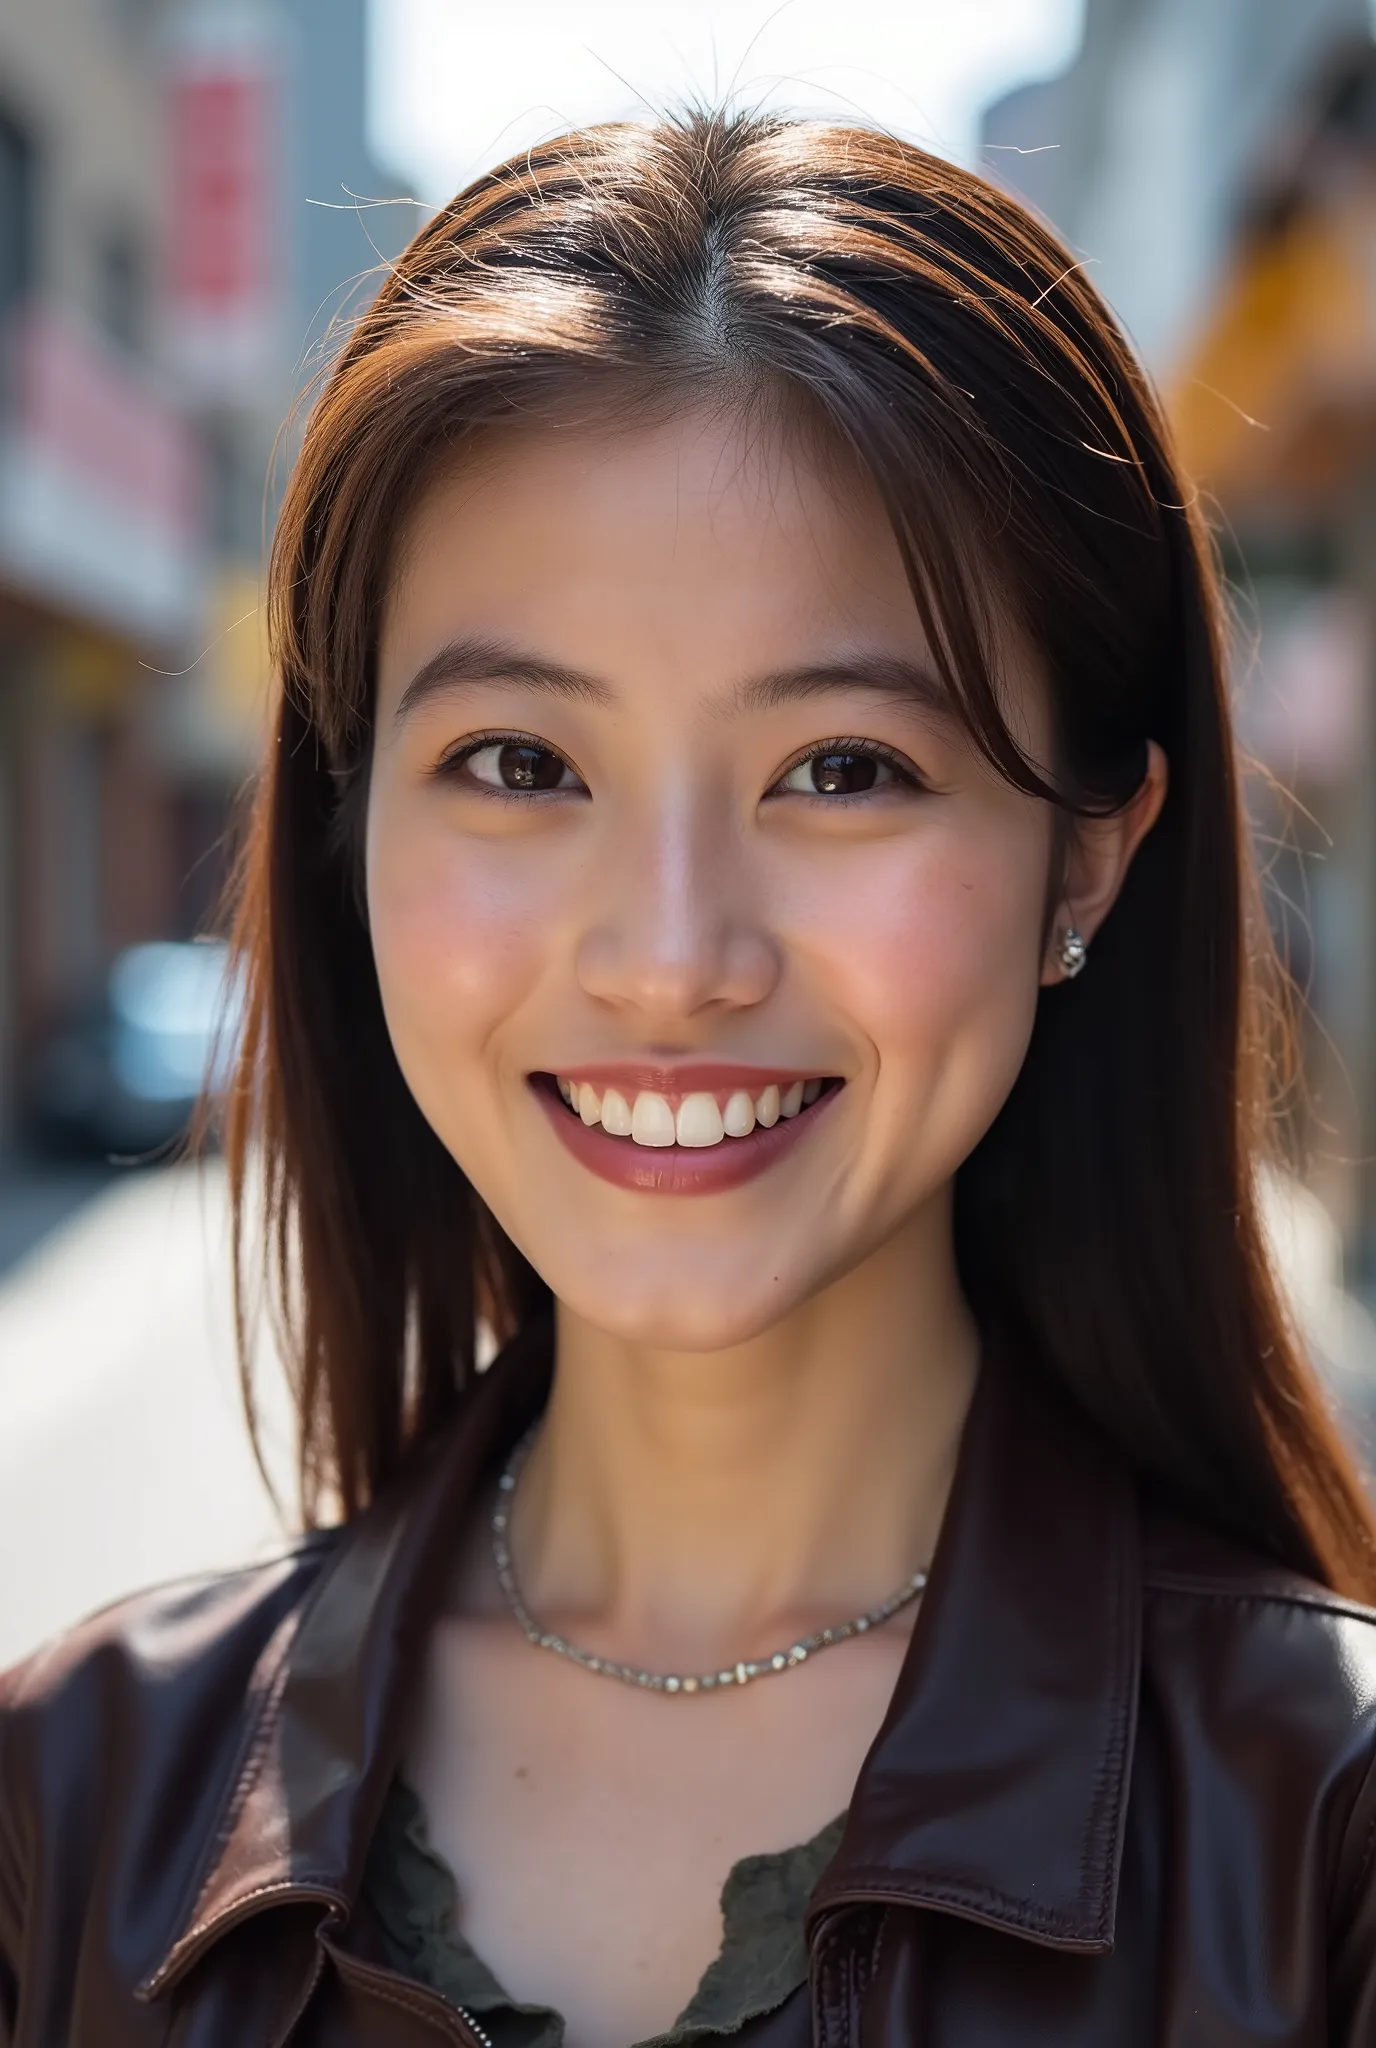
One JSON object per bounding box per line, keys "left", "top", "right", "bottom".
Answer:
{"left": 1057, "top": 926, "right": 1088, "bottom": 979}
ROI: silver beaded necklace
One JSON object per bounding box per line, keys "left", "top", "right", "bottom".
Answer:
{"left": 490, "top": 1426, "right": 929, "bottom": 1695}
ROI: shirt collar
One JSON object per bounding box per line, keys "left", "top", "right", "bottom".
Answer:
{"left": 141, "top": 1318, "right": 1140, "bottom": 2000}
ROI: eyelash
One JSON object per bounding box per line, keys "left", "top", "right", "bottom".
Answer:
{"left": 433, "top": 731, "right": 928, "bottom": 801}
{"left": 768, "top": 736, "right": 926, "bottom": 800}
{"left": 432, "top": 730, "right": 583, "bottom": 802}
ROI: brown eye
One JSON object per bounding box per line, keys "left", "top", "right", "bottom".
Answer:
{"left": 497, "top": 743, "right": 566, "bottom": 790}
{"left": 461, "top": 740, "right": 578, "bottom": 792}
{"left": 778, "top": 747, "right": 907, "bottom": 797}
{"left": 810, "top": 751, "right": 880, "bottom": 795}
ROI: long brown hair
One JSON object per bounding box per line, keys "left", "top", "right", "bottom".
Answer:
{"left": 224, "top": 108, "right": 1376, "bottom": 1596}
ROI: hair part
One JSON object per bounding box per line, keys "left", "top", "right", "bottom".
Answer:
{"left": 221, "top": 106, "right": 1376, "bottom": 1597}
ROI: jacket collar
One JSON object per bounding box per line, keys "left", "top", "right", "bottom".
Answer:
{"left": 806, "top": 1336, "right": 1141, "bottom": 1953}
{"left": 141, "top": 1319, "right": 1139, "bottom": 1998}
{"left": 138, "top": 1318, "right": 555, "bottom": 2000}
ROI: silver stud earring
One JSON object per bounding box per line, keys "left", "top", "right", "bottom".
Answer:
{"left": 1057, "top": 926, "right": 1088, "bottom": 979}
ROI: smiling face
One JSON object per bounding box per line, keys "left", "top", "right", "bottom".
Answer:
{"left": 367, "top": 405, "right": 1059, "bottom": 1350}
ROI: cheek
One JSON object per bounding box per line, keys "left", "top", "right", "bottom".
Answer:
{"left": 800, "top": 809, "right": 1049, "bottom": 1091}
{"left": 364, "top": 796, "right": 548, "bottom": 1072}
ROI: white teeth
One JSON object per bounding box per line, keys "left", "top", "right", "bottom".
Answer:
{"left": 631, "top": 1091, "right": 677, "bottom": 1147}
{"left": 600, "top": 1087, "right": 633, "bottom": 1137}
{"left": 555, "top": 1075, "right": 827, "bottom": 1145}
{"left": 676, "top": 1092, "right": 725, "bottom": 1147}
{"left": 723, "top": 1089, "right": 756, "bottom": 1138}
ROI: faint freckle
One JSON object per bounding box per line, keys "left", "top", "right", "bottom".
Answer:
{"left": 515, "top": 1765, "right": 530, "bottom": 1781}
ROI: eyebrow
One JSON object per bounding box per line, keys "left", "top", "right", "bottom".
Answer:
{"left": 392, "top": 635, "right": 956, "bottom": 727}
{"left": 393, "top": 636, "right": 615, "bottom": 723}
{"left": 728, "top": 656, "right": 957, "bottom": 724}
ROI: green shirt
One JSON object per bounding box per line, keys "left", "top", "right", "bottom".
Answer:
{"left": 361, "top": 1777, "right": 846, "bottom": 2048}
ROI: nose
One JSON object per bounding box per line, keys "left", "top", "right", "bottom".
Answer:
{"left": 575, "top": 790, "right": 781, "bottom": 1023}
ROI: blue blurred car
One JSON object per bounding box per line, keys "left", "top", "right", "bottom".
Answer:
{"left": 27, "top": 941, "right": 243, "bottom": 1160}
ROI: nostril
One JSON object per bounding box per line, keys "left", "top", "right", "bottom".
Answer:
{"left": 574, "top": 918, "right": 783, "bottom": 1018}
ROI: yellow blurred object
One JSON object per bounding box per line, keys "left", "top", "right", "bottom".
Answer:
{"left": 51, "top": 629, "right": 132, "bottom": 716}
{"left": 1170, "top": 192, "right": 1376, "bottom": 506}
{"left": 208, "top": 568, "right": 272, "bottom": 737}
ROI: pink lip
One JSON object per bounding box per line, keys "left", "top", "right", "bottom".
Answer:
{"left": 531, "top": 1074, "right": 842, "bottom": 1195}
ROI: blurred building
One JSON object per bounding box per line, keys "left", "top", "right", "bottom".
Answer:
{"left": 983, "top": 0, "right": 1376, "bottom": 1300}
{"left": 981, "top": 0, "right": 1370, "bottom": 370}
{"left": 0, "top": 0, "right": 412, "bottom": 1154}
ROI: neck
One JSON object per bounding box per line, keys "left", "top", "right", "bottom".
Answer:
{"left": 508, "top": 1194, "right": 980, "bottom": 1672}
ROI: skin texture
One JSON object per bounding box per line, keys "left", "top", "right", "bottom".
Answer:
{"left": 367, "top": 407, "right": 1166, "bottom": 2048}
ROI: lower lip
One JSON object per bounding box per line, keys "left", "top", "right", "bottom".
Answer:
{"left": 532, "top": 1078, "right": 842, "bottom": 1195}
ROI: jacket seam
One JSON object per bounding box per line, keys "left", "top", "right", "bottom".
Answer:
{"left": 153, "top": 1593, "right": 320, "bottom": 1979}
{"left": 812, "top": 1920, "right": 851, "bottom": 2048}
{"left": 192, "top": 1877, "right": 334, "bottom": 1917}
{"left": 1072, "top": 1500, "right": 1137, "bottom": 1943}
{"left": 1144, "top": 1573, "right": 1376, "bottom": 1624}
{"left": 852, "top": 1907, "right": 881, "bottom": 2034}
{"left": 810, "top": 1865, "right": 1092, "bottom": 1942}
{"left": 183, "top": 1648, "right": 294, "bottom": 1920}
{"left": 336, "top": 1956, "right": 466, "bottom": 2039}
{"left": 867, "top": 1905, "right": 890, "bottom": 1991}
{"left": 140, "top": 1880, "right": 349, "bottom": 2002}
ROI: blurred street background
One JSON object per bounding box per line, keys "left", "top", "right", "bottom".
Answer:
{"left": 6, "top": 0, "right": 1376, "bottom": 1665}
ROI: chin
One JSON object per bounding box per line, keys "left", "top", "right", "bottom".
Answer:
{"left": 554, "top": 1262, "right": 806, "bottom": 1355}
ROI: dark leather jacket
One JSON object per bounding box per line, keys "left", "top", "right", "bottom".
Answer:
{"left": 4, "top": 1329, "right": 1376, "bottom": 2046}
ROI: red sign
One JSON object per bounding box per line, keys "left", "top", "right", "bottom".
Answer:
{"left": 170, "top": 67, "right": 276, "bottom": 313}
{"left": 163, "top": 17, "right": 283, "bottom": 397}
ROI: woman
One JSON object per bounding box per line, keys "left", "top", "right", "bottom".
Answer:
{"left": 3, "top": 109, "right": 1376, "bottom": 2047}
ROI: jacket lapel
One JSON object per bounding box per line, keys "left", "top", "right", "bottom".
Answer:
{"left": 138, "top": 1320, "right": 553, "bottom": 2001}
{"left": 807, "top": 1339, "right": 1142, "bottom": 1954}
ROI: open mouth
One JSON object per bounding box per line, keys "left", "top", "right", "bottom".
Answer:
{"left": 530, "top": 1070, "right": 845, "bottom": 1193}
{"left": 549, "top": 1073, "right": 839, "bottom": 1147}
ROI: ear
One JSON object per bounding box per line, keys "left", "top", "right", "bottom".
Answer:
{"left": 1039, "top": 740, "right": 1169, "bottom": 987}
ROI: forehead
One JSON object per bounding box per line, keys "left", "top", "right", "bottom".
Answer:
{"left": 374, "top": 403, "right": 1047, "bottom": 760}
{"left": 379, "top": 408, "right": 912, "bottom": 678}
{"left": 391, "top": 401, "right": 890, "bottom": 570}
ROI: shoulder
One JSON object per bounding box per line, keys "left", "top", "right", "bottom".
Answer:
{"left": 1139, "top": 1497, "right": 1376, "bottom": 1888}
{"left": 0, "top": 1529, "right": 338, "bottom": 1723}
{"left": 1142, "top": 1496, "right": 1376, "bottom": 1677}
{"left": 0, "top": 1535, "right": 338, "bottom": 1971}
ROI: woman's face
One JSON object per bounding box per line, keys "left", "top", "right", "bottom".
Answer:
{"left": 369, "top": 407, "right": 1057, "bottom": 1349}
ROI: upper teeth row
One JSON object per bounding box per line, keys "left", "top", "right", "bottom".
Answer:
{"left": 557, "top": 1078, "right": 824, "bottom": 1147}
